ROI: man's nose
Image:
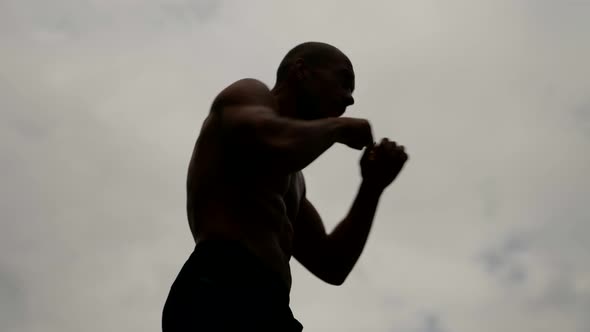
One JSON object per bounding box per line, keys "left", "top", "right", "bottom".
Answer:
{"left": 344, "top": 94, "right": 355, "bottom": 106}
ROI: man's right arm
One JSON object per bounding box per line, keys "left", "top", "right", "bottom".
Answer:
{"left": 213, "top": 79, "right": 371, "bottom": 174}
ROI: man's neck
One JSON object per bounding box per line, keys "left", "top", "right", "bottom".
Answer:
{"left": 270, "top": 84, "right": 299, "bottom": 119}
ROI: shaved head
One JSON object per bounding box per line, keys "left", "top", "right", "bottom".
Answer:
{"left": 276, "top": 41, "right": 352, "bottom": 84}
{"left": 273, "top": 41, "right": 356, "bottom": 120}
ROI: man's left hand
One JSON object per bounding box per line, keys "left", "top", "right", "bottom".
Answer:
{"left": 360, "top": 138, "right": 409, "bottom": 191}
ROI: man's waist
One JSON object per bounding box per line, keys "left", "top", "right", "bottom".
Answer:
{"left": 189, "top": 237, "right": 292, "bottom": 295}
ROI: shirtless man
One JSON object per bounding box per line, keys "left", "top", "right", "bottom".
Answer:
{"left": 162, "top": 42, "right": 408, "bottom": 331}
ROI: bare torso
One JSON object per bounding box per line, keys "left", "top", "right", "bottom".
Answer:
{"left": 186, "top": 112, "right": 305, "bottom": 289}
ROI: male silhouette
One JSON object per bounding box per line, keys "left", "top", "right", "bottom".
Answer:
{"left": 162, "top": 42, "right": 408, "bottom": 331}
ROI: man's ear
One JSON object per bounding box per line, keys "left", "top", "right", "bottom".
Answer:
{"left": 294, "top": 58, "right": 308, "bottom": 80}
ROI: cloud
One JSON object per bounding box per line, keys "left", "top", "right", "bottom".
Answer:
{"left": 481, "top": 234, "right": 529, "bottom": 285}
{"left": 0, "top": 270, "right": 28, "bottom": 332}
{"left": 418, "top": 313, "right": 449, "bottom": 332}
{"left": 1, "top": 1, "right": 589, "bottom": 332}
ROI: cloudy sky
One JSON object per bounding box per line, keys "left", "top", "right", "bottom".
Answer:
{"left": 1, "top": 1, "right": 589, "bottom": 331}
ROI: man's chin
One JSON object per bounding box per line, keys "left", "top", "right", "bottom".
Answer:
{"left": 333, "top": 108, "right": 346, "bottom": 117}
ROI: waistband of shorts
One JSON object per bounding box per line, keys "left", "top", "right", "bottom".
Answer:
{"left": 188, "top": 239, "right": 290, "bottom": 298}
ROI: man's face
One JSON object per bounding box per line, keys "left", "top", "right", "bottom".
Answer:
{"left": 298, "top": 57, "right": 356, "bottom": 120}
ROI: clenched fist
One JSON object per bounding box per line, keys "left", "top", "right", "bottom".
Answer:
{"left": 360, "top": 138, "right": 408, "bottom": 191}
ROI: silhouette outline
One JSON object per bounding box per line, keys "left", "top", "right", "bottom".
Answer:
{"left": 162, "top": 41, "right": 408, "bottom": 331}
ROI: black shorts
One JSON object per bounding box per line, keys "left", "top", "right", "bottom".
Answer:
{"left": 162, "top": 240, "right": 303, "bottom": 332}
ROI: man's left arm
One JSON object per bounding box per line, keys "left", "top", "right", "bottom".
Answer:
{"left": 293, "top": 183, "right": 383, "bottom": 286}
{"left": 293, "top": 138, "right": 408, "bottom": 285}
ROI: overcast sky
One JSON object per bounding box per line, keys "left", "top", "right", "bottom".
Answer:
{"left": 1, "top": 1, "right": 589, "bottom": 331}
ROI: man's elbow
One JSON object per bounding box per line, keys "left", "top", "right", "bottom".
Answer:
{"left": 321, "top": 269, "right": 350, "bottom": 286}
{"left": 325, "top": 276, "right": 346, "bottom": 286}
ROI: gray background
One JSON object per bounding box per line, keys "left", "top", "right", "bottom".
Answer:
{"left": 1, "top": 1, "right": 589, "bottom": 331}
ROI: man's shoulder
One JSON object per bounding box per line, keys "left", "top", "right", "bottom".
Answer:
{"left": 222, "top": 78, "right": 271, "bottom": 97}
{"left": 211, "top": 78, "right": 275, "bottom": 112}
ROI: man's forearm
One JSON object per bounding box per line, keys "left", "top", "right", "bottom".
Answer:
{"left": 228, "top": 106, "right": 344, "bottom": 173}
{"left": 261, "top": 115, "right": 344, "bottom": 172}
{"left": 326, "top": 181, "right": 384, "bottom": 283}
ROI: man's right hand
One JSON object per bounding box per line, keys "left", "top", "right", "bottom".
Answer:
{"left": 337, "top": 117, "right": 374, "bottom": 150}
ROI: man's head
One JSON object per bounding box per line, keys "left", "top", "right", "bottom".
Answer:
{"left": 274, "top": 42, "right": 355, "bottom": 120}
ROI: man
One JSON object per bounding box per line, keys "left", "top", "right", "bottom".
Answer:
{"left": 162, "top": 41, "right": 408, "bottom": 331}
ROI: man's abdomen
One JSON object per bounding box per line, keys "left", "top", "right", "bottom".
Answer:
{"left": 189, "top": 201, "right": 295, "bottom": 289}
